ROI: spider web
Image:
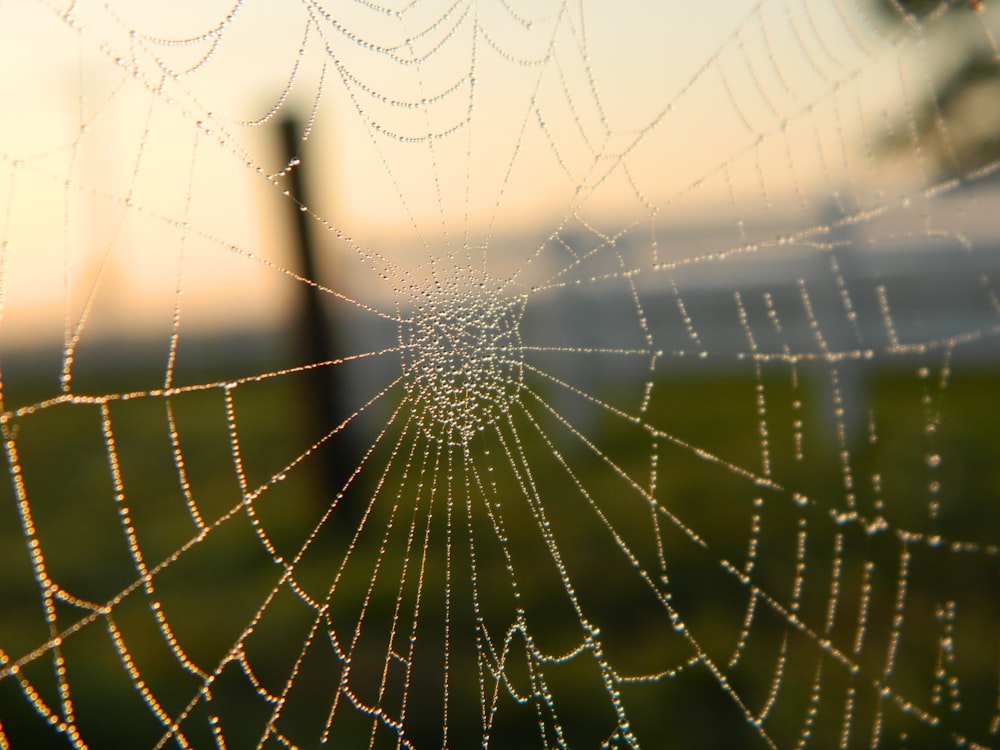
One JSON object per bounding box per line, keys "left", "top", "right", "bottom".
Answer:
{"left": 1, "top": 0, "right": 999, "bottom": 748}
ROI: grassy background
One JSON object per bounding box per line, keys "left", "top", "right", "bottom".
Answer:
{"left": 0, "top": 347, "right": 998, "bottom": 748}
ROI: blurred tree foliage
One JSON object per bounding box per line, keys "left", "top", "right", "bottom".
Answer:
{"left": 875, "top": 0, "right": 1000, "bottom": 181}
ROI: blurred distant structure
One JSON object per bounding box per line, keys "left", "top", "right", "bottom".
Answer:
{"left": 279, "top": 116, "right": 362, "bottom": 531}
{"left": 875, "top": 0, "right": 1000, "bottom": 181}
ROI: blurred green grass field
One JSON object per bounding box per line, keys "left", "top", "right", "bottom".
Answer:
{"left": 1, "top": 352, "right": 998, "bottom": 748}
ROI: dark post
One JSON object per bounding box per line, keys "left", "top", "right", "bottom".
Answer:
{"left": 279, "top": 115, "right": 360, "bottom": 530}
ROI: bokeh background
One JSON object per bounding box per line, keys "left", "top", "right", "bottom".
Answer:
{"left": 1, "top": 1, "right": 999, "bottom": 747}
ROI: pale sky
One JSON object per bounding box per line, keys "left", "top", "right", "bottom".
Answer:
{"left": 0, "top": 0, "right": 996, "bottom": 346}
